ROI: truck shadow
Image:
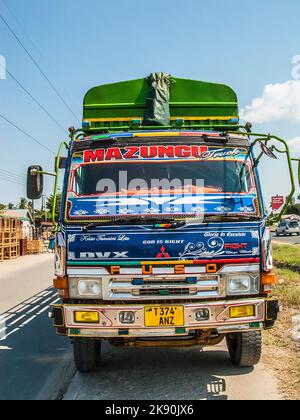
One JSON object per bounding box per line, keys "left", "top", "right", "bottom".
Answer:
{"left": 77, "top": 342, "right": 254, "bottom": 400}
{"left": 0, "top": 287, "right": 71, "bottom": 400}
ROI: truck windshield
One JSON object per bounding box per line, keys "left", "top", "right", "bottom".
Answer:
{"left": 66, "top": 145, "right": 259, "bottom": 221}
{"left": 73, "top": 160, "right": 251, "bottom": 196}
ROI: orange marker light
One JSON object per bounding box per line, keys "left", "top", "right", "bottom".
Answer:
{"left": 261, "top": 272, "right": 277, "bottom": 286}
{"left": 261, "top": 272, "right": 277, "bottom": 293}
{"left": 53, "top": 277, "right": 69, "bottom": 298}
{"left": 206, "top": 264, "right": 218, "bottom": 273}
{"left": 53, "top": 277, "right": 68, "bottom": 290}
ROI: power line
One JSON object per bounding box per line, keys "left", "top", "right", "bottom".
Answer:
{"left": 0, "top": 167, "right": 23, "bottom": 178}
{"left": 0, "top": 12, "right": 81, "bottom": 124}
{"left": 0, "top": 177, "right": 23, "bottom": 186}
{"left": 1, "top": 0, "right": 45, "bottom": 60}
{"left": 0, "top": 177, "right": 25, "bottom": 187}
{"left": 0, "top": 169, "right": 23, "bottom": 181}
{"left": 0, "top": 174, "right": 24, "bottom": 186}
{"left": 0, "top": 113, "right": 56, "bottom": 155}
{"left": 0, "top": 170, "right": 22, "bottom": 179}
{"left": 0, "top": 61, "right": 67, "bottom": 134}
{"left": 0, "top": 0, "right": 82, "bottom": 118}
{"left": 0, "top": 168, "right": 24, "bottom": 182}
{"left": 0, "top": 172, "right": 23, "bottom": 183}
{"left": 0, "top": 167, "right": 24, "bottom": 185}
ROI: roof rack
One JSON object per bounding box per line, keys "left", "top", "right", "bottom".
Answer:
{"left": 82, "top": 74, "right": 240, "bottom": 133}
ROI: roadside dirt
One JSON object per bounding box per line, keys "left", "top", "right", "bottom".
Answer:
{"left": 263, "top": 307, "right": 300, "bottom": 400}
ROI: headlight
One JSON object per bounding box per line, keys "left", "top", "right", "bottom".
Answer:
{"left": 69, "top": 277, "right": 103, "bottom": 299}
{"left": 227, "top": 275, "right": 259, "bottom": 296}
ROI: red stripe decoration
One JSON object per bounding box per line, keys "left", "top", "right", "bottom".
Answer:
{"left": 193, "top": 258, "right": 260, "bottom": 265}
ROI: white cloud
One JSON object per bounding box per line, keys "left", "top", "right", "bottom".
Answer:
{"left": 240, "top": 80, "right": 300, "bottom": 124}
{"left": 287, "top": 137, "right": 300, "bottom": 153}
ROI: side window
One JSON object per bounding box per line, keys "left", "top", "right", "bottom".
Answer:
{"left": 73, "top": 167, "right": 83, "bottom": 195}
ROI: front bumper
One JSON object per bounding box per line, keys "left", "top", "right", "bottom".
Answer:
{"left": 51, "top": 298, "right": 279, "bottom": 338}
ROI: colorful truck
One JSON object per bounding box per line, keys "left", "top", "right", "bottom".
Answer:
{"left": 27, "top": 73, "right": 300, "bottom": 372}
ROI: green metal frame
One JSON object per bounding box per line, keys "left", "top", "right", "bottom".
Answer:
{"left": 225, "top": 131, "right": 300, "bottom": 224}
{"left": 67, "top": 126, "right": 299, "bottom": 226}
{"left": 70, "top": 125, "right": 246, "bottom": 142}
{"left": 52, "top": 141, "right": 69, "bottom": 230}
{"left": 83, "top": 123, "right": 242, "bottom": 133}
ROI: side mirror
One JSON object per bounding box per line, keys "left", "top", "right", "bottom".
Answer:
{"left": 260, "top": 142, "right": 277, "bottom": 160}
{"left": 27, "top": 165, "right": 44, "bottom": 200}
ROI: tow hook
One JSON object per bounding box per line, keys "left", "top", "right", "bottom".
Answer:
{"left": 48, "top": 311, "right": 54, "bottom": 320}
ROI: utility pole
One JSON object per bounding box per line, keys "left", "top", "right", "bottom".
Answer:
{"left": 31, "top": 199, "right": 36, "bottom": 239}
{"left": 42, "top": 194, "right": 47, "bottom": 223}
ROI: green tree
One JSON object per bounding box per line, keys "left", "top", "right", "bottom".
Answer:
{"left": 34, "top": 208, "right": 51, "bottom": 225}
{"left": 0, "top": 203, "right": 6, "bottom": 212}
{"left": 285, "top": 204, "right": 300, "bottom": 216}
{"left": 286, "top": 195, "right": 296, "bottom": 207}
{"left": 7, "top": 203, "right": 15, "bottom": 210}
{"left": 18, "top": 197, "right": 30, "bottom": 209}
{"left": 46, "top": 193, "right": 62, "bottom": 219}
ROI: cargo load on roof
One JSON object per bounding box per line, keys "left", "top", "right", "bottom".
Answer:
{"left": 83, "top": 73, "right": 239, "bottom": 132}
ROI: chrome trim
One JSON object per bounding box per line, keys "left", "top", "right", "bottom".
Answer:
{"left": 102, "top": 275, "right": 225, "bottom": 301}
{"left": 219, "top": 264, "right": 260, "bottom": 273}
{"left": 217, "top": 323, "right": 263, "bottom": 333}
{"left": 63, "top": 298, "right": 265, "bottom": 338}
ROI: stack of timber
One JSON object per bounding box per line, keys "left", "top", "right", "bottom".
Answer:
{"left": 0, "top": 217, "right": 21, "bottom": 261}
{"left": 26, "top": 240, "right": 45, "bottom": 255}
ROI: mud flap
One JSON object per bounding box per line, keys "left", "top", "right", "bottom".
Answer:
{"left": 52, "top": 305, "right": 67, "bottom": 335}
{"left": 265, "top": 299, "right": 279, "bottom": 329}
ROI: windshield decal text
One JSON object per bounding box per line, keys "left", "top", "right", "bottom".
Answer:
{"left": 83, "top": 146, "right": 244, "bottom": 163}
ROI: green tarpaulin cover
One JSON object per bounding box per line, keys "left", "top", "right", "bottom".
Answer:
{"left": 143, "top": 73, "right": 172, "bottom": 126}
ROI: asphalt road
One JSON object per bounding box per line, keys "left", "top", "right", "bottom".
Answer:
{"left": 271, "top": 232, "right": 300, "bottom": 245}
{"left": 0, "top": 254, "right": 283, "bottom": 401}
{"left": 64, "top": 342, "right": 282, "bottom": 401}
{"left": 0, "top": 255, "right": 74, "bottom": 401}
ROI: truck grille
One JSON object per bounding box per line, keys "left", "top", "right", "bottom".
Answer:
{"left": 138, "top": 288, "right": 193, "bottom": 297}
{"left": 102, "top": 276, "right": 223, "bottom": 301}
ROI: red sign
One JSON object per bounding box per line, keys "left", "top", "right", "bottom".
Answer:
{"left": 272, "top": 196, "right": 285, "bottom": 211}
{"left": 83, "top": 145, "right": 209, "bottom": 162}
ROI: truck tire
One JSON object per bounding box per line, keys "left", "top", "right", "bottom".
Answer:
{"left": 73, "top": 338, "right": 101, "bottom": 373}
{"left": 226, "top": 331, "right": 262, "bottom": 368}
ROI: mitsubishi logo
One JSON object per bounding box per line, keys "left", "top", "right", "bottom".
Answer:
{"left": 156, "top": 246, "right": 170, "bottom": 259}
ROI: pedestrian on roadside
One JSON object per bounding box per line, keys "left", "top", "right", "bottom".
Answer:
{"left": 48, "top": 232, "right": 56, "bottom": 253}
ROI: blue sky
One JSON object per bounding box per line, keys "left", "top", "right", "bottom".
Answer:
{"left": 1, "top": 0, "right": 300, "bottom": 207}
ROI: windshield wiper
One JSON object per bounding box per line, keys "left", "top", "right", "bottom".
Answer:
{"left": 82, "top": 217, "right": 186, "bottom": 231}
{"left": 203, "top": 214, "right": 260, "bottom": 222}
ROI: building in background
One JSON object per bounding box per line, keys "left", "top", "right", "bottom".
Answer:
{"left": 0, "top": 209, "right": 33, "bottom": 239}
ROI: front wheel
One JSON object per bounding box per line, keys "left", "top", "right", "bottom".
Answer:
{"left": 226, "top": 331, "right": 262, "bottom": 368}
{"left": 73, "top": 338, "right": 101, "bottom": 373}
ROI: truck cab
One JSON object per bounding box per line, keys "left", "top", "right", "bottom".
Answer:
{"left": 27, "top": 74, "right": 296, "bottom": 372}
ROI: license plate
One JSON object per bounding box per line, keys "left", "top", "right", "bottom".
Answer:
{"left": 144, "top": 306, "right": 184, "bottom": 327}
